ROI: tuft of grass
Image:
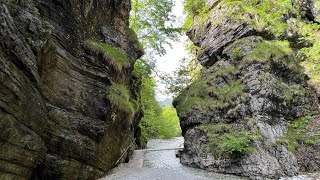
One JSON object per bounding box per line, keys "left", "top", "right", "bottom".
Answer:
{"left": 272, "top": 79, "right": 307, "bottom": 103}
{"left": 207, "top": 66, "right": 238, "bottom": 81}
{"left": 242, "top": 41, "right": 291, "bottom": 63}
{"left": 85, "top": 39, "right": 130, "bottom": 72}
{"left": 182, "top": 0, "right": 207, "bottom": 30}
{"left": 201, "top": 123, "right": 257, "bottom": 158}
{"left": 174, "top": 65, "right": 243, "bottom": 111}
{"left": 299, "top": 39, "right": 320, "bottom": 88}
{"left": 240, "top": 40, "right": 305, "bottom": 76}
{"left": 174, "top": 74, "right": 244, "bottom": 117}
{"left": 106, "top": 84, "right": 137, "bottom": 120}
{"left": 277, "top": 116, "right": 320, "bottom": 151}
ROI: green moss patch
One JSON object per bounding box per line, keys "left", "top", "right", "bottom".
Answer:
{"left": 183, "top": 0, "right": 320, "bottom": 88}
{"left": 184, "top": 0, "right": 294, "bottom": 37}
{"left": 272, "top": 79, "right": 307, "bottom": 103}
{"left": 107, "top": 84, "right": 138, "bottom": 120}
{"left": 201, "top": 123, "right": 259, "bottom": 158}
{"left": 242, "top": 41, "right": 291, "bottom": 63}
{"left": 85, "top": 39, "right": 130, "bottom": 72}
{"left": 300, "top": 39, "right": 320, "bottom": 88}
{"left": 277, "top": 116, "right": 320, "bottom": 151}
{"left": 174, "top": 68, "right": 245, "bottom": 117}
{"left": 239, "top": 40, "right": 305, "bottom": 77}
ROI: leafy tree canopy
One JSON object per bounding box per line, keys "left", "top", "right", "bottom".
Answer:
{"left": 130, "top": 0, "right": 181, "bottom": 56}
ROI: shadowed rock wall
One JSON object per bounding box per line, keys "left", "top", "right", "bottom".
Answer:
{"left": 0, "top": 0, "right": 143, "bottom": 179}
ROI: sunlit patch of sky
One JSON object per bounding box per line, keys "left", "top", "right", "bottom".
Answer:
{"left": 154, "top": 0, "right": 188, "bottom": 102}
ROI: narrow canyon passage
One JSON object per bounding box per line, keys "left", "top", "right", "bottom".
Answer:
{"left": 1, "top": 0, "right": 319, "bottom": 179}
{"left": 103, "top": 137, "right": 245, "bottom": 180}
{"left": 103, "top": 137, "right": 320, "bottom": 180}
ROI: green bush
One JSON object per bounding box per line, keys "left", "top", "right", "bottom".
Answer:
{"left": 201, "top": 123, "right": 257, "bottom": 157}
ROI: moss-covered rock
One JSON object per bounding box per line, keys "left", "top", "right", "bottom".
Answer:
{"left": 107, "top": 83, "right": 138, "bottom": 120}
{"left": 175, "top": 0, "right": 320, "bottom": 178}
{"left": 85, "top": 40, "right": 131, "bottom": 72}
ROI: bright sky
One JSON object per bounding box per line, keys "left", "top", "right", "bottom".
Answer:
{"left": 155, "top": 0, "right": 188, "bottom": 101}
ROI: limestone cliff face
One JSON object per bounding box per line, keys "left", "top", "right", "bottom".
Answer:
{"left": 0, "top": 0, "right": 143, "bottom": 179}
{"left": 174, "top": 0, "right": 320, "bottom": 179}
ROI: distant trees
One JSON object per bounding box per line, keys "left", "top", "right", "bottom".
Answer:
{"left": 130, "top": 0, "right": 182, "bottom": 144}
{"left": 133, "top": 61, "right": 181, "bottom": 146}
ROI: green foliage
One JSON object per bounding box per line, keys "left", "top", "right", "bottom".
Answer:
{"left": 183, "top": 0, "right": 320, "bottom": 88}
{"left": 129, "top": 0, "right": 185, "bottom": 141}
{"left": 243, "top": 41, "right": 292, "bottom": 63}
{"left": 298, "top": 24, "right": 320, "bottom": 87}
{"left": 174, "top": 68, "right": 244, "bottom": 117}
{"left": 107, "top": 84, "right": 137, "bottom": 119}
{"left": 315, "top": 2, "right": 320, "bottom": 22}
{"left": 182, "top": 15, "right": 194, "bottom": 30}
{"left": 130, "top": 0, "right": 181, "bottom": 55}
{"left": 129, "top": 0, "right": 184, "bottom": 143}
{"left": 138, "top": 76, "right": 181, "bottom": 143}
{"left": 161, "top": 106, "right": 182, "bottom": 138}
{"left": 183, "top": 0, "right": 294, "bottom": 36}
{"left": 239, "top": 0, "right": 294, "bottom": 37}
{"left": 278, "top": 116, "right": 320, "bottom": 151}
{"left": 201, "top": 123, "right": 256, "bottom": 157}
{"left": 184, "top": 0, "right": 206, "bottom": 17}
{"left": 240, "top": 40, "right": 304, "bottom": 76}
{"left": 134, "top": 62, "right": 181, "bottom": 146}
{"left": 182, "top": 0, "right": 207, "bottom": 30}
{"left": 33, "top": 7, "right": 40, "bottom": 16}
{"left": 132, "top": 59, "right": 153, "bottom": 79}
{"left": 84, "top": 39, "right": 130, "bottom": 72}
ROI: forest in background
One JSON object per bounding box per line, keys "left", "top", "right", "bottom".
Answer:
{"left": 129, "top": 0, "right": 183, "bottom": 145}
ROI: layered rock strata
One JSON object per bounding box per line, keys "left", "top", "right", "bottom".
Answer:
{"left": 0, "top": 0, "right": 143, "bottom": 179}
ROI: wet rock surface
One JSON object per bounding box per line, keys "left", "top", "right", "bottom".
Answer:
{"left": 0, "top": 0, "right": 143, "bottom": 179}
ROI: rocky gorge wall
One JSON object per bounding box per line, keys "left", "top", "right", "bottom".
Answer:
{"left": 0, "top": 0, "right": 143, "bottom": 179}
{"left": 174, "top": 0, "right": 320, "bottom": 179}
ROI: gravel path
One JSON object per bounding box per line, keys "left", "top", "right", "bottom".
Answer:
{"left": 102, "top": 137, "right": 246, "bottom": 180}
{"left": 102, "top": 137, "right": 319, "bottom": 180}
